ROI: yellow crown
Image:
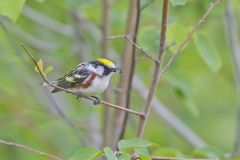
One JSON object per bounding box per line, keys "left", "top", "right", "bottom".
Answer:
{"left": 97, "top": 58, "right": 115, "bottom": 68}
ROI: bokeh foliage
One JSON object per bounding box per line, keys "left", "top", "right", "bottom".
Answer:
{"left": 0, "top": 0, "right": 239, "bottom": 159}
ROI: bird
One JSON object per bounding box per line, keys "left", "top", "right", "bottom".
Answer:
{"left": 50, "top": 58, "right": 121, "bottom": 105}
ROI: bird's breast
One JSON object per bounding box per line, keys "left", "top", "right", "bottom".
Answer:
{"left": 72, "top": 75, "right": 111, "bottom": 95}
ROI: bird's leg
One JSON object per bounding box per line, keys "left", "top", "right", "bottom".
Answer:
{"left": 76, "top": 93, "right": 83, "bottom": 101}
{"left": 90, "top": 96, "right": 101, "bottom": 105}
{"left": 76, "top": 95, "right": 81, "bottom": 101}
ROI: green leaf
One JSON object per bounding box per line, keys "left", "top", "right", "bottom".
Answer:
{"left": 118, "top": 153, "right": 131, "bottom": 160}
{"left": 45, "top": 66, "right": 54, "bottom": 75}
{"left": 194, "top": 33, "right": 222, "bottom": 72}
{"left": 135, "top": 148, "right": 150, "bottom": 157}
{"left": 0, "top": 0, "right": 26, "bottom": 22}
{"left": 170, "top": 0, "right": 188, "bottom": 6}
{"left": 34, "top": 59, "right": 44, "bottom": 73}
{"left": 103, "top": 147, "right": 117, "bottom": 160}
{"left": 137, "top": 154, "right": 151, "bottom": 160}
{"left": 118, "top": 138, "right": 153, "bottom": 153}
{"left": 135, "top": 148, "right": 151, "bottom": 160}
{"left": 152, "top": 147, "right": 185, "bottom": 157}
{"left": 68, "top": 147, "right": 103, "bottom": 160}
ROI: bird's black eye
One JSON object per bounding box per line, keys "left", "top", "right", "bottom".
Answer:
{"left": 103, "top": 67, "right": 112, "bottom": 75}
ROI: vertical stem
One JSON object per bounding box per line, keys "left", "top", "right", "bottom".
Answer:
{"left": 224, "top": 0, "right": 240, "bottom": 157}
{"left": 137, "top": 0, "right": 170, "bottom": 137}
{"left": 101, "top": 0, "right": 112, "bottom": 147}
{"left": 102, "top": 0, "right": 111, "bottom": 55}
{"left": 113, "top": 0, "right": 140, "bottom": 147}
{"left": 120, "top": 0, "right": 140, "bottom": 141}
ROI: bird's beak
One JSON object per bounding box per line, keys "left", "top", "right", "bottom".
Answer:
{"left": 112, "top": 67, "right": 122, "bottom": 73}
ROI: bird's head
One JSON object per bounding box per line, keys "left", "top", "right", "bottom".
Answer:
{"left": 96, "top": 58, "right": 121, "bottom": 75}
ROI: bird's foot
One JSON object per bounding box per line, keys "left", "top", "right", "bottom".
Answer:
{"left": 91, "top": 96, "right": 101, "bottom": 105}
{"left": 76, "top": 93, "right": 83, "bottom": 101}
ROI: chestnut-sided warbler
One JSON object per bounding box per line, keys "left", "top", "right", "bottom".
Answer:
{"left": 51, "top": 58, "right": 121, "bottom": 104}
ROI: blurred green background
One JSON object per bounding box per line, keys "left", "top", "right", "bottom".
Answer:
{"left": 0, "top": 0, "right": 240, "bottom": 159}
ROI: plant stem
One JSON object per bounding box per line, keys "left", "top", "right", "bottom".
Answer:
{"left": 101, "top": 0, "right": 112, "bottom": 147}
{"left": 137, "top": 0, "right": 170, "bottom": 137}
{"left": 136, "top": 0, "right": 221, "bottom": 138}
{"left": 162, "top": 0, "right": 221, "bottom": 73}
{"left": 113, "top": 0, "right": 140, "bottom": 146}
{"left": 0, "top": 140, "right": 63, "bottom": 160}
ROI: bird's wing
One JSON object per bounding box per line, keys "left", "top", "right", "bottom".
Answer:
{"left": 51, "top": 65, "right": 91, "bottom": 93}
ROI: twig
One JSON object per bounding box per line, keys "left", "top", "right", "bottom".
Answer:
{"left": 166, "top": 41, "right": 176, "bottom": 49}
{"left": 20, "top": 43, "right": 144, "bottom": 117}
{"left": 1, "top": 22, "right": 88, "bottom": 145}
{"left": 161, "top": 0, "right": 221, "bottom": 73}
{"left": 0, "top": 140, "right": 63, "bottom": 160}
{"left": 107, "top": 34, "right": 159, "bottom": 63}
{"left": 125, "top": 34, "right": 160, "bottom": 63}
{"left": 137, "top": 0, "right": 170, "bottom": 137}
{"left": 137, "top": 0, "right": 221, "bottom": 138}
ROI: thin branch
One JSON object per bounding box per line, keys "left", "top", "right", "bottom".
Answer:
{"left": 20, "top": 43, "right": 144, "bottom": 117}
{"left": 1, "top": 23, "right": 88, "bottom": 144}
{"left": 137, "top": 0, "right": 170, "bottom": 138}
{"left": 108, "top": 34, "right": 159, "bottom": 63}
{"left": 162, "top": 0, "right": 221, "bottom": 73}
{"left": 165, "top": 41, "right": 176, "bottom": 49}
{"left": 101, "top": 0, "right": 112, "bottom": 147}
{"left": 0, "top": 139, "right": 213, "bottom": 160}
{"left": 0, "top": 140, "right": 63, "bottom": 160}
{"left": 136, "top": 0, "right": 221, "bottom": 138}
{"left": 125, "top": 34, "right": 160, "bottom": 63}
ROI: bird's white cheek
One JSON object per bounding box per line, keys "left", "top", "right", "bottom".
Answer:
{"left": 96, "top": 66, "right": 104, "bottom": 75}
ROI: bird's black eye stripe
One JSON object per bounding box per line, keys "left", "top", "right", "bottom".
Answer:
{"left": 103, "top": 67, "right": 112, "bottom": 76}
{"left": 89, "top": 60, "right": 113, "bottom": 75}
